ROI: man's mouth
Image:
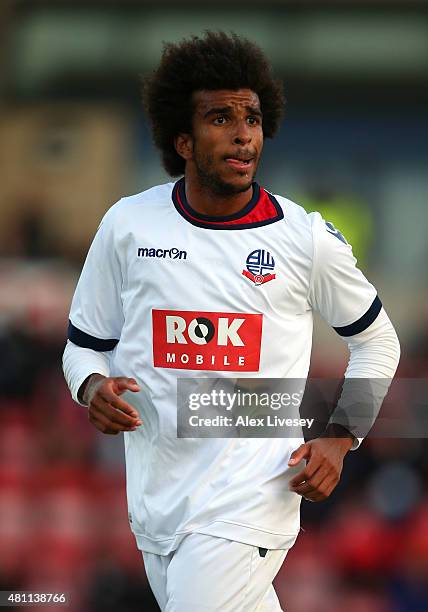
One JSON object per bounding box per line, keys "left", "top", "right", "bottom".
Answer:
{"left": 224, "top": 156, "right": 255, "bottom": 171}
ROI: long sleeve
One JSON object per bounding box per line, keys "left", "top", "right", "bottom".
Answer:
{"left": 62, "top": 340, "right": 111, "bottom": 405}
{"left": 307, "top": 212, "right": 400, "bottom": 449}
{"left": 330, "top": 308, "right": 400, "bottom": 449}
{"left": 63, "top": 202, "right": 124, "bottom": 406}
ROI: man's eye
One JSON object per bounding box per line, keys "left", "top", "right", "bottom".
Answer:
{"left": 247, "top": 116, "right": 260, "bottom": 125}
{"left": 214, "top": 116, "right": 227, "bottom": 125}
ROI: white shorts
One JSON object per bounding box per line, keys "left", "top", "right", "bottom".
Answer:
{"left": 142, "top": 533, "right": 288, "bottom": 611}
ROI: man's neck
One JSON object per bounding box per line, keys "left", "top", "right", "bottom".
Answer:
{"left": 184, "top": 177, "right": 254, "bottom": 217}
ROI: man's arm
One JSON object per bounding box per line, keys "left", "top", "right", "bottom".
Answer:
{"left": 327, "top": 307, "right": 400, "bottom": 448}
{"left": 62, "top": 203, "right": 142, "bottom": 434}
{"left": 288, "top": 308, "right": 400, "bottom": 501}
{"left": 292, "top": 210, "right": 400, "bottom": 502}
{"left": 63, "top": 341, "right": 142, "bottom": 435}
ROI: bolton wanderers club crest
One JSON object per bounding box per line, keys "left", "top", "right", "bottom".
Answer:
{"left": 242, "top": 249, "right": 276, "bottom": 286}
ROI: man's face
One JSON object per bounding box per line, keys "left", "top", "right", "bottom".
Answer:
{"left": 181, "top": 89, "right": 263, "bottom": 196}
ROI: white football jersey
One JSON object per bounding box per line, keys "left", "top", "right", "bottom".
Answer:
{"left": 67, "top": 179, "right": 381, "bottom": 554}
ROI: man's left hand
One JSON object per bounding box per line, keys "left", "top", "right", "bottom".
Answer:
{"left": 288, "top": 432, "right": 353, "bottom": 502}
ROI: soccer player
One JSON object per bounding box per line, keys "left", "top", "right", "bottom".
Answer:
{"left": 63, "top": 32, "right": 400, "bottom": 611}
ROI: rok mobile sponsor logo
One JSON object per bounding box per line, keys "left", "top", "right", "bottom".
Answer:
{"left": 152, "top": 310, "right": 262, "bottom": 371}
{"left": 138, "top": 247, "right": 187, "bottom": 260}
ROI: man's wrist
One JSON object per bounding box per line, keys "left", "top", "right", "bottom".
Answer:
{"left": 320, "top": 423, "right": 355, "bottom": 451}
{"left": 78, "top": 373, "right": 106, "bottom": 405}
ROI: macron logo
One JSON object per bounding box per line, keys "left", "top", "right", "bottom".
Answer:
{"left": 138, "top": 247, "right": 187, "bottom": 260}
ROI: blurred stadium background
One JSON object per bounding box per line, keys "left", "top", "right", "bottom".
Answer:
{"left": 0, "top": 1, "right": 427, "bottom": 610}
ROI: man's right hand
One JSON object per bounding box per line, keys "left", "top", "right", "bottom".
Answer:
{"left": 79, "top": 374, "right": 142, "bottom": 435}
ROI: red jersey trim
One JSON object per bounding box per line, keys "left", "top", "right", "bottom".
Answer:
{"left": 171, "top": 178, "right": 284, "bottom": 230}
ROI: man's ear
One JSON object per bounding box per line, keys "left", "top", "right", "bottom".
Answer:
{"left": 174, "top": 133, "right": 193, "bottom": 161}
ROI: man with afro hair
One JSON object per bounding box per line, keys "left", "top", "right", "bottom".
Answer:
{"left": 63, "top": 31, "right": 400, "bottom": 611}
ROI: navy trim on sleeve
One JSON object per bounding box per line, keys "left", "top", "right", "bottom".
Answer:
{"left": 333, "top": 295, "right": 382, "bottom": 337}
{"left": 68, "top": 320, "right": 119, "bottom": 351}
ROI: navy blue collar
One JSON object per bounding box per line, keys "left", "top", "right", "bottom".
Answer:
{"left": 172, "top": 178, "right": 283, "bottom": 230}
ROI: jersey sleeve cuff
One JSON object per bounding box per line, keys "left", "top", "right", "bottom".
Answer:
{"left": 68, "top": 320, "right": 119, "bottom": 351}
{"left": 333, "top": 295, "right": 382, "bottom": 337}
{"left": 350, "top": 437, "right": 364, "bottom": 450}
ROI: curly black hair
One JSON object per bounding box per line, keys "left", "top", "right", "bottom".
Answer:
{"left": 142, "top": 31, "right": 286, "bottom": 177}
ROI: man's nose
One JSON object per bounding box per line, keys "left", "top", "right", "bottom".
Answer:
{"left": 232, "top": 120, "right": 252, "bottom": 145}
